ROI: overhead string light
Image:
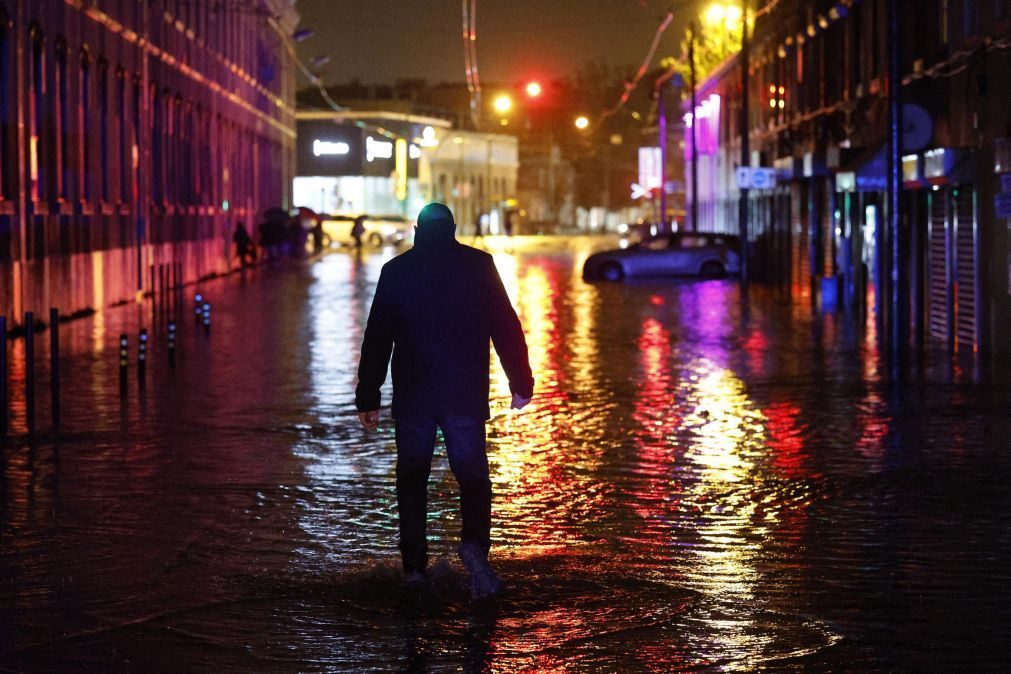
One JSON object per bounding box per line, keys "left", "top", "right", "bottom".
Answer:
{"left": 463, "top": 0, "right": 482, "bottom": 128}
{"left": 600, "top": 8, "right": 674, "bottom": 121}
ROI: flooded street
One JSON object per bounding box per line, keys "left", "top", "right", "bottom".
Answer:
{"left": 2, "top": 236, "right": 1010, "bottom": 672}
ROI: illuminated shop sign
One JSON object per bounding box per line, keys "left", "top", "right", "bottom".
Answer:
{"left": 683, "top": 93, "right": 721, "bottom": 158}
{"left": 366, "top": 136, "right": 394, "bottom": 162}
{"left": 313, "top": 139, "right": 350, "bottom": 157}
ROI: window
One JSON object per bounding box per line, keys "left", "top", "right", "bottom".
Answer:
{"left": 80, "top": 47, "right": 91, "bottom": 203}
{"left": 55, "top": 36, "right": 69, "bottom": 201}
{"left": 0, "top": 5, "right": 12, "bottom": 202}
{"left": 28, "top": 24, "right": 45, "bottom": 202}
{"left": 98, "top": 58, "right": 109, "bottom": 202}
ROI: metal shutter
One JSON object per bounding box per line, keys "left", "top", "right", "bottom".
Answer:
{"left": 953, "top": 187, "right": 979, "bottom": 351}
{"left": 927, "top": 189, "right": 951, "bottom": 343}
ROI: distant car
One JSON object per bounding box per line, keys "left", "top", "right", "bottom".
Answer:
{"left": 583, "top": 232, "right": 741, "bottom": 281}
{"left": 321, "top": 214, "right": 414, "bottom": 247}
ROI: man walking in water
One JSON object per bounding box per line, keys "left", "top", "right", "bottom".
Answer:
{"left": 356, "top": 202, "right": 533, "bottom": 599}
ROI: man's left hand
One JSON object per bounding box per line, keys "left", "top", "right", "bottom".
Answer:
{"left": 359, "top": 410, "right": 380, "bottom": 431}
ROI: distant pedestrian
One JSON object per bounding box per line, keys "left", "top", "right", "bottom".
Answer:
{"left": 232, "top": 221, "right": 256, "bottom": 267}
{"left": 473, "top": 211, "right": 485, "bottom": 241}
{"left": 351, "top": 215, "right": 366, "bottom": 249}
{"left": 310, "top": 217, "right": 329, "bottom": 255}
{"left": 356, "top": 202, "right": 533, "bottom": 600}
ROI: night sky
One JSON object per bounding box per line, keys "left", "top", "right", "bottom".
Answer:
{"left": 294, "top": 0, "right": 694, "bottom": 88}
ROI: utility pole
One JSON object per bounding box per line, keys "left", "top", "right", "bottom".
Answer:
{"left": 738, "top": 1, "right": 750, "bottom": 286}
{"left": 689, "top": 21, "right": 698, "bottom": 232}
{"left": 658, "top": 79, "right": 668, "bottom": 232}
{"left": 886, "top": 0, "right": 905, "bottom": 372}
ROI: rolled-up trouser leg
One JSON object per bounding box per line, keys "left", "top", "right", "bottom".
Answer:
{"left": 395, "top": 416, "right": 438, "bottom": 573}
{"left": 440, "top": 415, "right": 491, "bottom": 555}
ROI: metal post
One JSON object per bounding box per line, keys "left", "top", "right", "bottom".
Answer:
{"left": 167, "top": 321, "right": 177, "bottom": 368}
{"left": 24, "top": 312, "right": 35, "bottom": 433}
{"left": 739, "top": 1, "right": 751, "bottom": 286}
{"left": 689, "top": 21, "right": 699, "bottom": 233}
{"left": 887, "top": 0, "right": 905, "bottom": 370}
{"left": 658, "top": 79, "right": 668, "bottom": 233}
{"left": 0, "top": 316, "right": 7, "bottom": 437}
{"left": 138, "top": 328, "right": 148, "bottom": 385}
{"left": 49, "top": 308, "right": 60, "bottom": 428}
{"left": 119, "top": 334, "right": 128, "bottom": 394}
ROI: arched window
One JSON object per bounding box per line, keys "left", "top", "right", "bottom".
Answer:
{"left": 54, "top": 35, "right": 69, "bottom": 201}
{"left": 28, "top": 23, "right": 45, "bottom": 202}
{"left": 79, "top": 46, "right": 92, "bottom": 203}
{"left": 0, "top": 4, "right": 12, "bottom": 203}
{"left": 97, "top": 57, "right": 109, "bottom": 202}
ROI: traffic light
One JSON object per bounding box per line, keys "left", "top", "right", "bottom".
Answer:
{"left": 525, "top": 81, "right": 542, "bottom": 98}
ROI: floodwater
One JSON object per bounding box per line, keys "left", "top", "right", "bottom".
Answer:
{"left": 1, "top": 236, "right": 1009, "bottom": 672}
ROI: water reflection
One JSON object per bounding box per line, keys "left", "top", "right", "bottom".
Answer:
{"left": 0, "top": 237, "right": 1007, "bottom": 671}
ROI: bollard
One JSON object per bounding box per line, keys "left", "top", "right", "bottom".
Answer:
{"left": 49, "top": 308, "right": 60, "bottom": 428}
{"left": 119, "top": 333, "right": 128, "bottom": 394}
{"left": 202, "top": 302, "right": 211, "bottom": 331}
{"left": 0, "top": 316, "right": 7, "bottom": 437}
{"left": 138, "top": 328, "right": 148, "bottom": 385}
{"left": 167, "top": 321, "right": 177, "bottom": 368}
{"left": 24, "top": 312, "right": 34, "bottom": 433}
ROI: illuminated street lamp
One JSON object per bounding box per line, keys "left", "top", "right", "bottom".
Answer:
{"left": 574, "top": 115, "right": 589, "bottom": 130}
{"left": 525, "top": 81, "right": 543, "bottom": 98}
{"left": 493, "top": 94, "right": 513, "bottom": 114}
{"left": 703, "top": 3, "right": 741, "bottom": 25}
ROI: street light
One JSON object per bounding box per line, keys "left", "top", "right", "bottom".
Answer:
{"left": 574, "top": 115, "right": 589, "bottom": 130}
{"left": 493, "top": 94, "right": 513, "bottom": 114}
{"left": 525, "top": 81, "right": 542, "bottom": 98}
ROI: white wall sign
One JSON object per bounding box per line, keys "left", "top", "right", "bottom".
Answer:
{"left": 735, "top": 167, "right": 777, "bottom": 190}
{"left": 313, "top": 139, "right": 350, "bottom": 157}
{"left": 366, "top": 136, "right": 394, "bottom": 162}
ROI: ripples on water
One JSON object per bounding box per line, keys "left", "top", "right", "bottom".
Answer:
{"left": 1, "top": 237, "right": 1009, "bottom": 671}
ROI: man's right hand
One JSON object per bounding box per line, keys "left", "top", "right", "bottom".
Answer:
{"left": 511, "top": 392, "right": 532, "bottom": 410}
{"left": 358, "top": 410, "right": 380, "bottom": 431}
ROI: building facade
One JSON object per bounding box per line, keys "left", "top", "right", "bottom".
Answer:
{"left": 685, "top": 0, "right": 1011, "bottom": 373}
{"left": 0, "top": 0, "right": 298, "bottom": 323}
{"left": 293, "top": 111, "right": 518, "bottom": 233}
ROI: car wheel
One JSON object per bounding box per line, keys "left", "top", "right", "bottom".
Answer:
{"left": 368, "top": 233, "right": 384, "bottom": 247}
{"left": 601, "top": 262, "right": 624, "bottom": 282}
{"left": 700, "top": 261, "right": 726, "bottom": 279}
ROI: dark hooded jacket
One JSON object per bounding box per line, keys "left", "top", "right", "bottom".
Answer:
{"left": 355, "top": 221, "right": 533, "bottom": 419}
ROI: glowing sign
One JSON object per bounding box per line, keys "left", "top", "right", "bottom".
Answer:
{"left": 638, "top": 147, "right": 662, "bottom": 191}
{"left": 312, "top": 139, "right": 350, "bottom": 157}
{"left": 395, "top": 138, "right": 408, "bottom": 201}
{"left": 366, "top": 136, "right": 393, "bottom": 162}
{"left": 683, "top": 93, "right": 721, "bottom": 158}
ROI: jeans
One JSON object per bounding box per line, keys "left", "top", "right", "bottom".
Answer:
{"left": 394, "top": 415, "right": 490, "bottom": 574}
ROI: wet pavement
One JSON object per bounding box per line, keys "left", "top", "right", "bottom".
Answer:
{"left": 1, "top": 236, "right": 1010, "bottom": 672}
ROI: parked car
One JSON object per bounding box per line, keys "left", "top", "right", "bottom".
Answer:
{"left": 322, "top": 214, "right": 414, "bottom": 247}
{"left": 583, "top": 232, "right": 741, "bottom": 281}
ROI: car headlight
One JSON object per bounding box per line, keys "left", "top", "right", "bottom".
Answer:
{"left": 617, "top": 223, "right": 629, "bottom": 234}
